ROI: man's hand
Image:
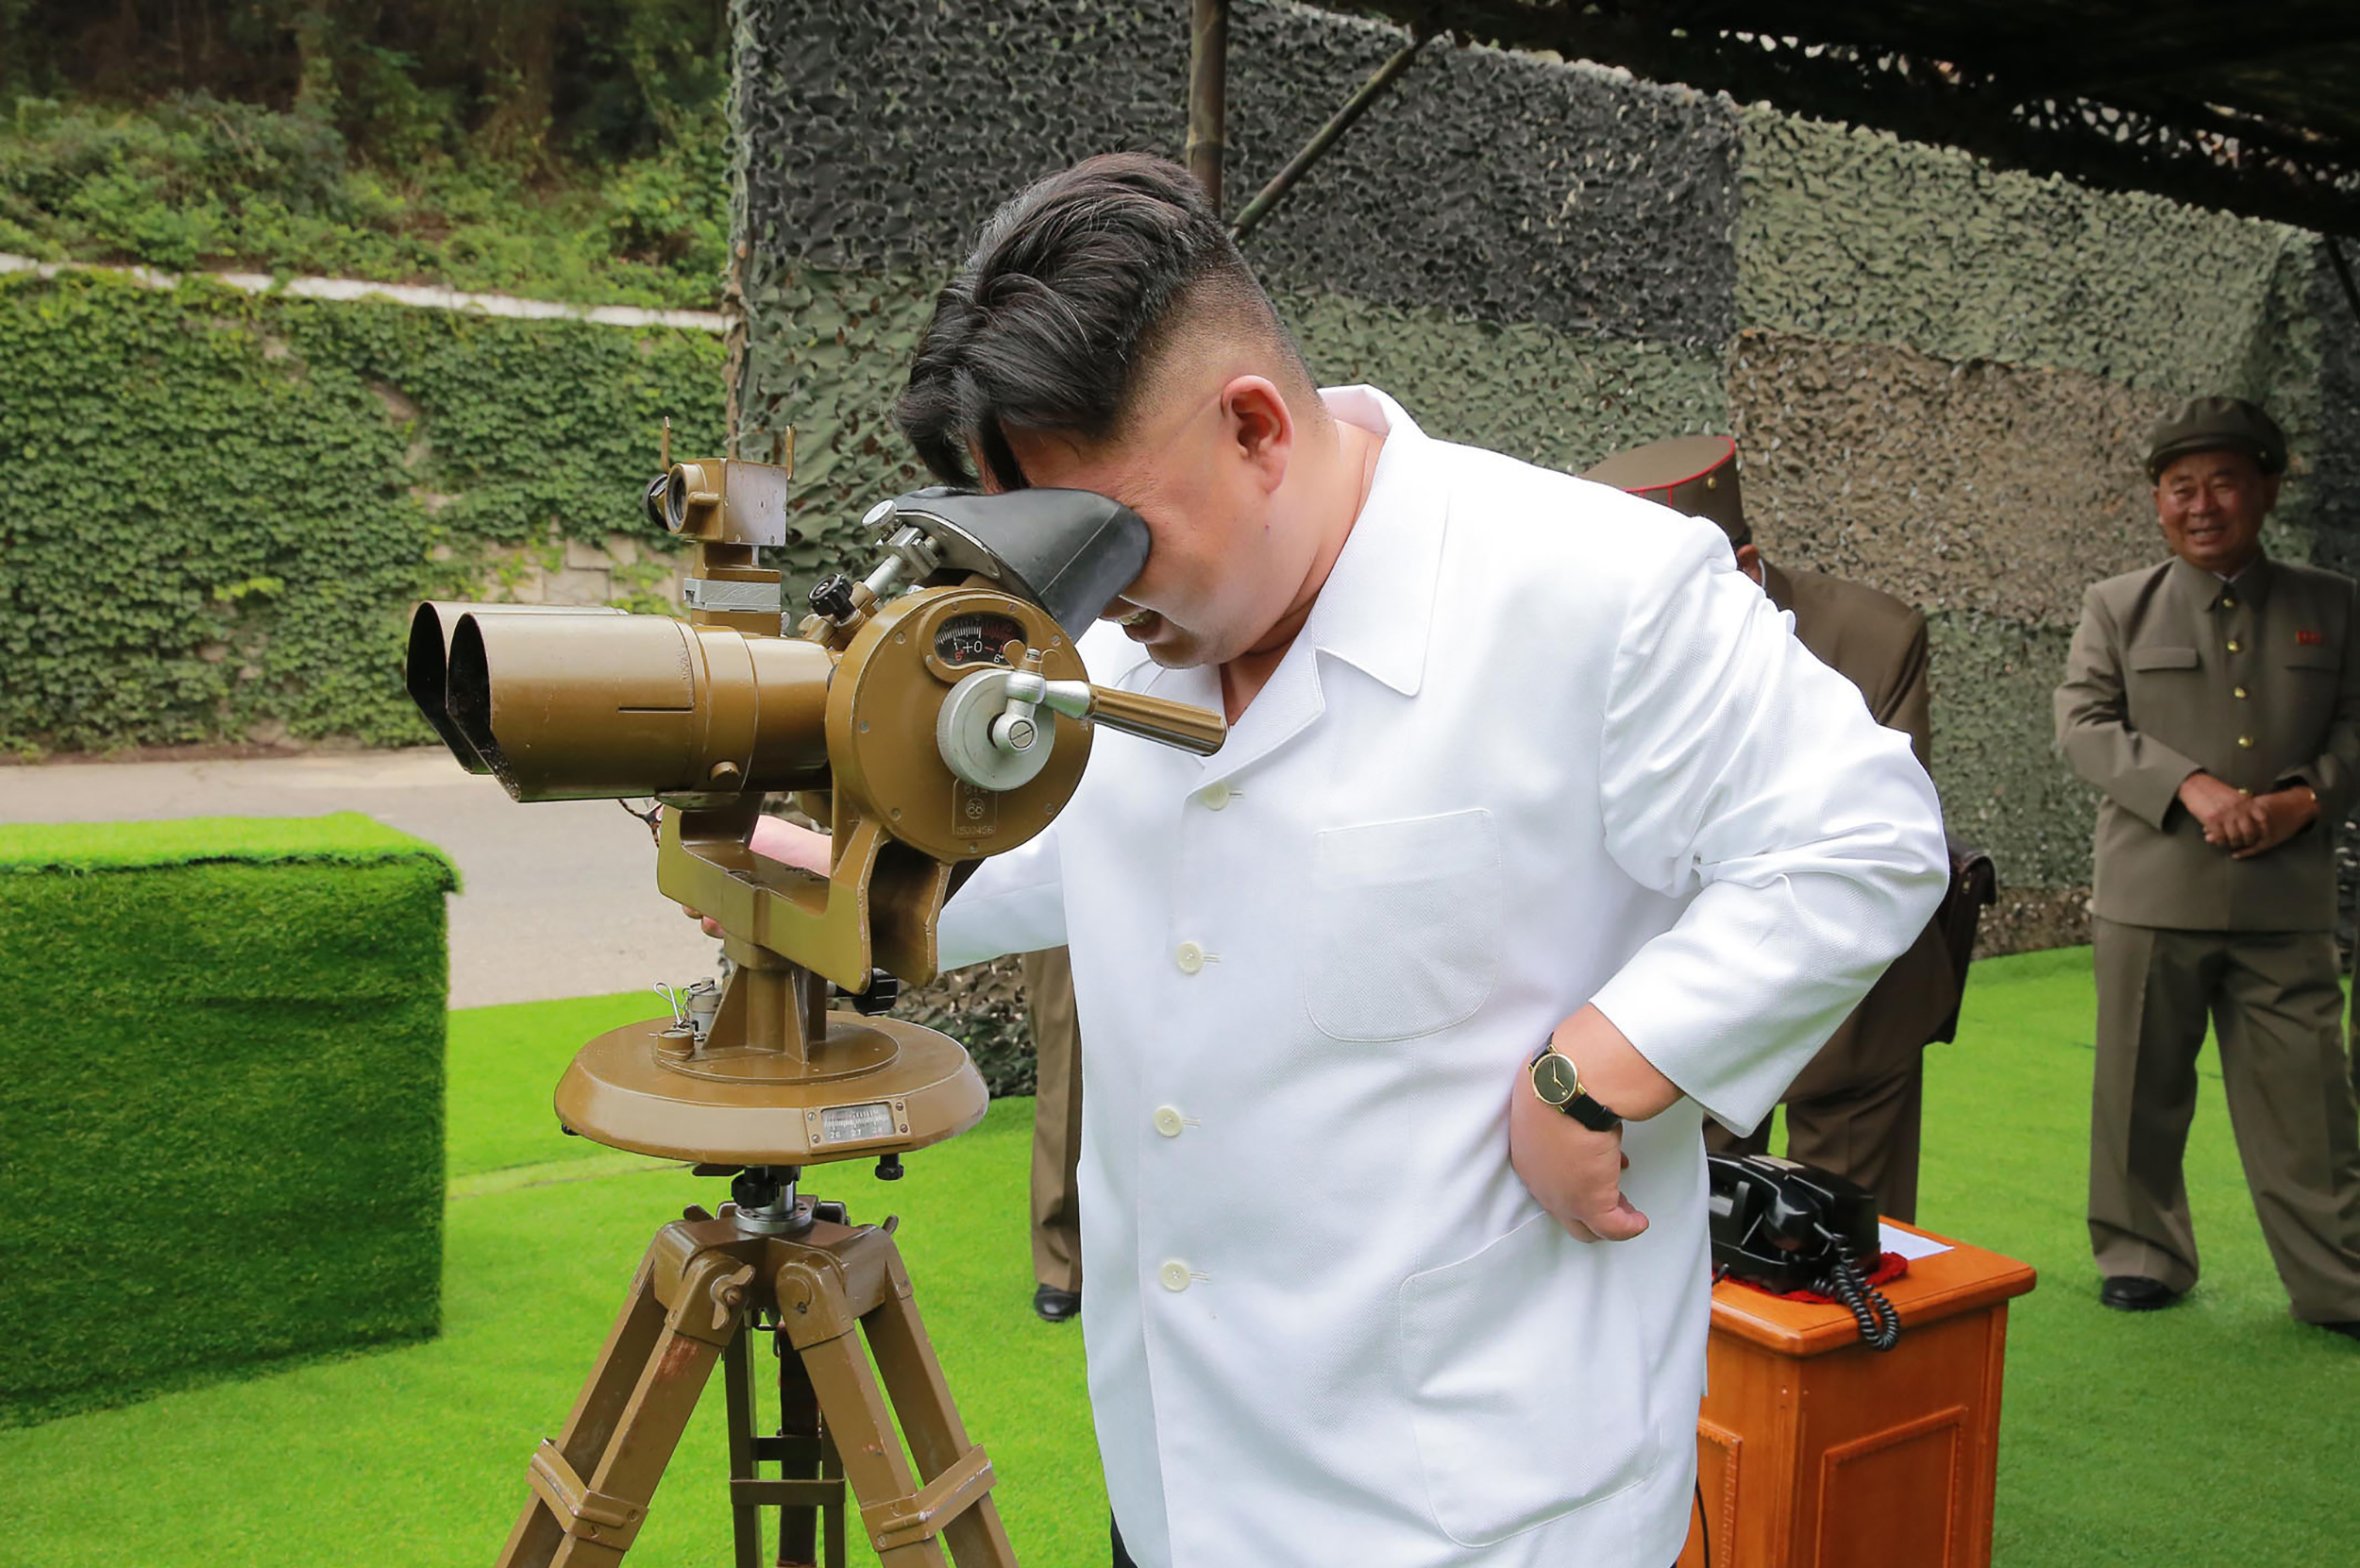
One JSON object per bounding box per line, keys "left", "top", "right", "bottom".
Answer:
{"left": 1509, "top": 1075, "right": 1644, "bottom": 1241}
{"left": 1507, "top": 1005, "right": 1678, "bottom": 1243}
{"left": 2177, "top": 770, "right": 2254, "bottom": 844}
{"left": 2230, "top": 785, "right": 2320, "bottom": 860}
{"left": 680, "top": 816, "right": 833, "bottom": 937}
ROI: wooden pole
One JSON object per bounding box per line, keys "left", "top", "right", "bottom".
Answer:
{"left": 1187, "top": 0, "right": 1230, "bottom": 211}
{"left": 1230, "top": 34, "right": 1427, "bottom": 243}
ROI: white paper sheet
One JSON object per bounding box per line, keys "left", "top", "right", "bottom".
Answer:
{"left": 1879, "top": 1222, "right": 1953, "bottom": 1261}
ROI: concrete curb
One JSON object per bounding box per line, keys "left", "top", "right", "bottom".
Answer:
{"left": 0, "top": 252, "right": 729, "bottom": 334}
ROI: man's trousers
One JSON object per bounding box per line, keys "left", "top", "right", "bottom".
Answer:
{"left": 2090, "top": 917, "right": 2360, "bottom": 1322}
{"left": 1021, "top": 947, "right": 1085, "bottom": 1295}
{"left": 1704, "top": 1059, "right": 1924, "bottom": 1222}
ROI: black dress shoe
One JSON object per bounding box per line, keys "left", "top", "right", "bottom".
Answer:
{"left": 2099, "top": 1275, "right": 2183, "bottom": 1312}
{"left": 2316, "top": 1320, "right": 2360, "bottom": 1343}
{"left": 1033, "top": 1285, "right": 1081, "bottom": 1324}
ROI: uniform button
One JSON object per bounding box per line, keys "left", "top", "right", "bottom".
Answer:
{"left": 2227, "top": 639, "right": 2242, "bottom": 653}
{"left": 1175, "top": 941, "right": 1205, "bottom": 974}
{"left": 1153, "top": 1105, "right": 1186, "bottom": 1138}
{"left": 2222, "top": 596, "right": 2238, "bottom": 609}
{"left": 2234, "top": 685, "right": 2250, "bottom": 700}
{"left": 1199, "top": 782, "right": 1232, "bottom": 810}
{"left": 2238, "top": 735, "right": 2254, "bottom": 749}
{"left": 1159, "top": 1261, "right": 1191, "bottom": 1292}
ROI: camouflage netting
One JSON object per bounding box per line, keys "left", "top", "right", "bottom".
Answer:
{"left": 733, "top": 0, "right": 1736, "bottom": 339}
{"left": 733, "top": 0, "right": 2360, "bottom": 969}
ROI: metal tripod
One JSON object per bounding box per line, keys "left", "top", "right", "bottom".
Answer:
{"left": 497, "top": 1168, "right": 1017, "bottom": 1568}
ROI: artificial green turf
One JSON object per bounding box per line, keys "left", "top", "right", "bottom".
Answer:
{"left": 6, "top": 949, "right": 2358, "bottom": 1565}
{"left": 0, "top": 811, "right": 462, "bottom": 876}
{"left": 6, "top": 1099, "right": 1098, "bottom": 1568}
{"left": 446, "top": 990, "right": 673, "bottom": 1179}
{"left": 1924, "top": 947, "right": 2360, "bottom": 1567}
{"left": 0, "top": 814, "right": 457, "bottom": 1427}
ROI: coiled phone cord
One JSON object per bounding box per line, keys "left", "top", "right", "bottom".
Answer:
{"left": 1816, "top": 1253, "right": 1901, "bottom": 1351}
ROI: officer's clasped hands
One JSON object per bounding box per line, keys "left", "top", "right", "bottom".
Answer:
{"left": 2176, "top": 769, "right": 2318, "bottom": 859}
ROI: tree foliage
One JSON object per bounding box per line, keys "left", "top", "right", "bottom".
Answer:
{"left": 0, "top": 1, "right": 733, "bottom": 306}
{"left": 1, "top": 1, "right": 730, "bottom": 165}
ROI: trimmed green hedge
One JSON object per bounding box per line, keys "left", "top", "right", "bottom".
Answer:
{"left": 0, "top": 269, "right": 725, "bottom": 754}
{"left": 0, "top": 814, "right": 457, "bottom": 1426}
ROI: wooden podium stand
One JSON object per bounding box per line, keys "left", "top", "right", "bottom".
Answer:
{"left": 1677, "top": 1222, "right": 2036, "bottom": 1568}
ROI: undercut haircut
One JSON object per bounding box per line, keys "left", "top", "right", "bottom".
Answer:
{"left": 893, "top": 151, "right": 1320, "bottom": 491}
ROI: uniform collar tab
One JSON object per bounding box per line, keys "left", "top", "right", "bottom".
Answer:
{"left": 2171, "top": 552, "right": 2273, "bottom": 609}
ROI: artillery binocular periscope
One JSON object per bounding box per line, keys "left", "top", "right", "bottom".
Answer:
{"left": 404, "top": 456, "right": 1225, "bottom": 1172}
{"left": 408, "top": 448, "right": 1224, "bottom": 1568}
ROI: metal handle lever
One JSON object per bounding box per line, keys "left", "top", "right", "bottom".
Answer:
{"left": 1040, "top": 682, "right": 1226, "bottom": 756}
{"left": 939, "top": 666, "right": 1228, "bottom": 791}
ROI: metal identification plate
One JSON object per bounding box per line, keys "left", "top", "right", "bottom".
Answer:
{"left": 682, "top": 578, "right": 784, "bottom": 613}
{"left": 808, "top": 1097, "right": 911, "bottom": 1148}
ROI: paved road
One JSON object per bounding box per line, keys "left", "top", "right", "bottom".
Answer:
{"left": 0, "top": 749, "right": 721, "bottom": 1008}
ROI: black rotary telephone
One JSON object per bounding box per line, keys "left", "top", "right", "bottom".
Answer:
{"left": 1706, "top": 1153, "right": 1902, "bottom": 1351}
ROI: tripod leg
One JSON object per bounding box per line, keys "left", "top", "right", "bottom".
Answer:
{"left": 775, "top": 1230, "right": 1017, "bottom": 1568}
{"left": 770, "top": 1330, "right": 836, "bottom": 1568}
{"left": 499, "top": 1233, "right": 758, "bottom": 1568}
{"left": 723, "top": 1330, "right": 764, "bottom": 1568}
{"left": 862, "top": 1253, "right": 1019, "bottom": 1568}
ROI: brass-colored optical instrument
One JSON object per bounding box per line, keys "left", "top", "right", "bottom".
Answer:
{"left": 408, "top": 445, "right": 1223, "bottom": 1568}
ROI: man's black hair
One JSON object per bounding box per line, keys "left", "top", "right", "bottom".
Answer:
{"left": 893, "top": 151, "right": 1317, "bottom": 491}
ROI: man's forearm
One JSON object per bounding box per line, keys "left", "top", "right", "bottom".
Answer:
{"left": 749, "top": 815, "right": 833, "bottom": 875}
{"left": 2059, "top": 715, "right": 2203, "bottom": 830}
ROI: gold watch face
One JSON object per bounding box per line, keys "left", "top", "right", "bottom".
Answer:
{"left": 1532, "top": 1050, "right": 1579, "bottom": 1107}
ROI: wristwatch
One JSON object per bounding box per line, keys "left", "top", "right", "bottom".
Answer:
{"left": 1529, "top": 1041, "right": 1623, "bottom": 1132}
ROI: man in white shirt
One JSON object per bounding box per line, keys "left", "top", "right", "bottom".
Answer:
{"left": 736, "top": 153, "right": 1947, "bottom": 1568}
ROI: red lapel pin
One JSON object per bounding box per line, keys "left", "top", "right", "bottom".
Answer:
{"left": 2298, "top": 630, "right": 2325, "bottom": 646}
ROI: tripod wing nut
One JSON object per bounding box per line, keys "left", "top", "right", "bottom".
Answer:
{"left": 708, "top": 1262, "right": 757, "bottom": 1333}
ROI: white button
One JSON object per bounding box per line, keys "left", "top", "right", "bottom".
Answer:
{"left": 1199, "top": 782, "right": 1232, "bottom": 810}
{"left": 1175, "top": 941, "right": 1205, "bottom": 974}
{"left": 1154, "top": 1105, "right": 1185, "bottom": 1138}
{"left": 1159, "top": 1260, "right": 1191, "bottom": 1292}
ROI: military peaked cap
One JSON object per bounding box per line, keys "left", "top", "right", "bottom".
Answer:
{"left": 2145, "top": 396, "right": 2287, "bottom": 481}
{"left": 1579, "top": 434, "right": 1746, "bottom": 545}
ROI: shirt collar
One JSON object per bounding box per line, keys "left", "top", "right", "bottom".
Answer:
{"left": 1294, "top": 385, "right": 1445, "bottom": 698}
{"left": 2171, "top": 552, "right": 2273, "bottom": 610}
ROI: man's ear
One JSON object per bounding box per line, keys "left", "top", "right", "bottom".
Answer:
{"left": 1221, "top": 376, "right": 1294, "bottom": 493}
{"left": 1734, "top": 542, "right": 1764, "bottom": 585}
{"left": 2261, "top": 474, "right": 2283, "bottom": 514}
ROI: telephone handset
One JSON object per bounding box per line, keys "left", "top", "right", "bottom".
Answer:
{"left": 1706, "top": 1153, "right": 1902, "bottom": 1350}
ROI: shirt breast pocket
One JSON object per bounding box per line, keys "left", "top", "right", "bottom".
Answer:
{"left": 2283, "top": 643, "right": 2341, "bottom": 730}
{"left": 2285, "top": 645, "right": 2341, "bottom": 675}
{"left": 2128, "top": 646, "right": 2200, "bottom": 675}
{"left": 1303, "top": 808, "right": 1500, "bottom": 1042}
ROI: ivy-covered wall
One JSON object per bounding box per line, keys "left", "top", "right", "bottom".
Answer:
{"left": 0, "top": 270, "right": 724, "bottom": 753}
{"left": 731, "top": 0, "right": 2360, "bottom": 957}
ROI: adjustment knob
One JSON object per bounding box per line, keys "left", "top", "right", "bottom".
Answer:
{"left": 834, "top": 970, "right": 901, "bottom": 1017}
{"left": 807, "top": 575, "right": 859, "bottom": 620}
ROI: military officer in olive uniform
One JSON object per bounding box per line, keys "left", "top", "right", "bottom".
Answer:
{"left": 1584, "top": 436, "right": 1960, "bottom": 1221}
{"left": 1020, "top": 947, "right": 1084, "bottom": 1322}
{"left": 2056, "top": 396, "right": 2360, "bottom": 1336}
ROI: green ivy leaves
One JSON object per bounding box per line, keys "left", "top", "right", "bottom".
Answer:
{"left": 0, "top": 270, "right": 724, "bottom": 752}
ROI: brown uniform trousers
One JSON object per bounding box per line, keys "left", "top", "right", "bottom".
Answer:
{"left": 2057, "top": 554, "right": 2360, "bottom": 1321}
{"left": 1021, "top": 946, "right": 1084, "bottom": 1294}
{"left": 1706, "top": 564, "right": 1957, "bottom": 1222}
